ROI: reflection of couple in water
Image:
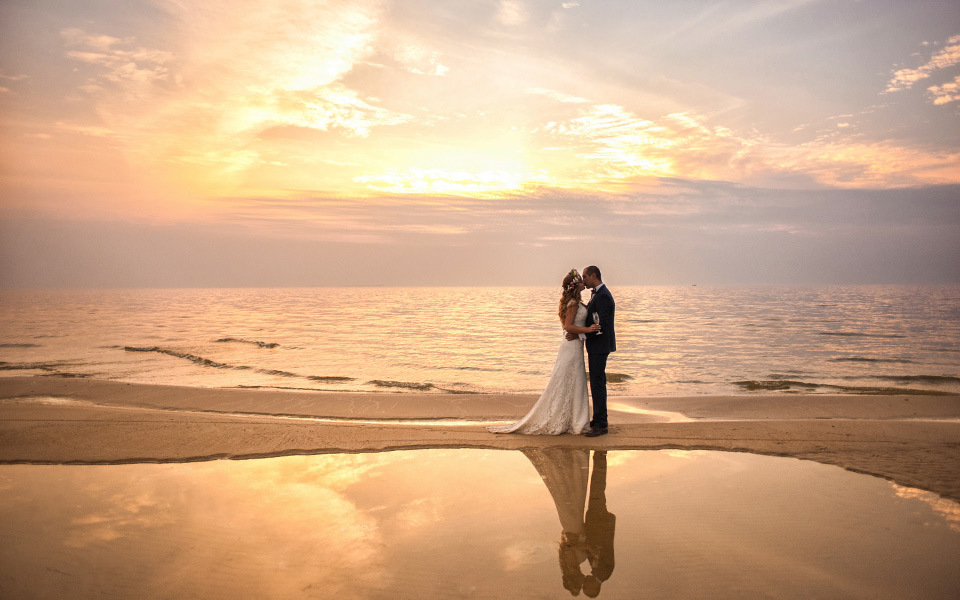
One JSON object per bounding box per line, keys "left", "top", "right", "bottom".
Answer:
{"left": 522, "top": 448, "right": 616, "bottom": 597}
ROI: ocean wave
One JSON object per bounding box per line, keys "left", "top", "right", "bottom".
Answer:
{"left": 874, "top": 375, "right": 960, "bottom": 385}
{"left": 734, "top": 380, "right": 818, "bottom": 391}
{"left": 0, "top": 343, "right": 42, "bottom": 348}
{"left": 733, "top": 379, "right": 955, "bottom": 395}
{"left": 124, "top": 346, "right": 248, "bottom": 370}
{"left": 0, "top": 360, "right": 78, "bottom": 372}
{"left": 829, "top": 357, "right": 916, "bottom": 364}
{"left": 440, "top": 366, "right": 505, "bottom": 372}
{"left": 40, "top": 372, "right": 93, "bottom": 378}
{"left": 235, "top": 385, "right": 335, "bottom": 392}
{"left": 123, "top": 346, "right": 356, "bottom": 383}
{"left": 606, "top": 373, "right": 634, "bottom": 383}
{"left": 258, "top": 368, "right": 301, "bottom": 378}
{"left": 766, "top": 372, "right": 811, "bottom": 380}
{"left": 214, "top": 338, "right": 280, "bottom": 349}
{"left": 817, "top": 331, "right": 907, "bottom": 339}
{"left": 368, "top": 380, "right": 437, "bottom": 391}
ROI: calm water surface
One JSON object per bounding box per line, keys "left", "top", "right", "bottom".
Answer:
{"left": 1, "top": 286, "right": 958, "bottom": 396}
{"left": 1, "top": 450, "right": 958, "bottom": 599}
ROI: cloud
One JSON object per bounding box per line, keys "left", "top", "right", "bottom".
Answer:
{"left": 0, "top": 72, "right": 28, "bottom": 95}
{"left": 56, "top": 1, "right": 413, "bottom": 196}
{"left": 658, "top": 0, "right": 821, "bottom": 43}
{"left": 885, "top": 34, "right": 960, "bottom": 93}
{"left": 225, "top": 85, "right": 411, "bottom": 138}
{"left": 776, "top": 140, "right": 960, "bottom": 189}
{"left": 497, "top": 0, "right": 526, "bottom": 26}
{"left": 532, "top": 95, "right": 960, "bottom": 190}
{"left": 544, "top": 103, "right": 675, "bottom": 178}
{"left": 62, "top": 28, "right": 175, "bottom": 97}
{"left": 354, "top": 167, "right": 548, "bottom": 195}
{"left": 7, "top": 0, "right": 960, "bottom": 231}
{"left": 338, "top": 87, "right": 960, "bottom": 199}
{"left": 4, "top": 181, "right": 959, "bottom": 286}
{"left": 928, "top": 75, "right": 960, "bottom": 105}
{"left": 525, "top": 88, "right": 589, "bottom": 104}
{"left": 391, "top": 42, "right": 450, "bottom": 76}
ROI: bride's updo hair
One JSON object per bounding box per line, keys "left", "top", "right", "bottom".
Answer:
{"left": 558, "top": 269, "right": 583, "bottom": 322}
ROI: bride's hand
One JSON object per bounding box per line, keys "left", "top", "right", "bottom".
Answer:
{"left": 589, "top": 324, "right": 601, "bottom": 333}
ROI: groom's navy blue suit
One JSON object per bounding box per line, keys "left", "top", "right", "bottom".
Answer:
{"left": 585, "top": 284, "right": 616, "bottom": 429}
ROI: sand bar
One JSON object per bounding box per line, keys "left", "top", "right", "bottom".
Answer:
{"left": 1, "top": 376, "right": 959, "bottom": 501}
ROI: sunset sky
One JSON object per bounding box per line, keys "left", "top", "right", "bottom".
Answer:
{"left": 1, "top": 0, "right": 958, "bottom": 286}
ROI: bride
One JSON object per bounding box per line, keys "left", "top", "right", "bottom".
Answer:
{"left": 488, "top": 269, "right": 600, "bottom": 435}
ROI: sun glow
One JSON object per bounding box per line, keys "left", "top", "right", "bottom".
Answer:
{"left": 2, "top": 0, "right": 958, "bottom": 243}
{"left": 354, "top": 167, "right": 549, "bottom": 195}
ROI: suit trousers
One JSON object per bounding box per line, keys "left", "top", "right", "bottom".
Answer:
{"left": 588, "top": 352, "right": 609, "bottom": 428}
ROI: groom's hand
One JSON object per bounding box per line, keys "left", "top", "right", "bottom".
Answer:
{"left": 565, "top": 332, "right": 578, "bottom": 341}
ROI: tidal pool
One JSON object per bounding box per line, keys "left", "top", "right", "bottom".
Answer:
{"left": 1, "top": 449, "right": 958, "bottom": 599}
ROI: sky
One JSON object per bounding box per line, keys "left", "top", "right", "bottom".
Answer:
{"left": 1, "top": 0, "right": 959, "bottom": 287}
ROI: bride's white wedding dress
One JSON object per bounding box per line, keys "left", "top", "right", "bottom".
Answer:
{"left": 488, "top": 301, "right": 590, "bottom": 435}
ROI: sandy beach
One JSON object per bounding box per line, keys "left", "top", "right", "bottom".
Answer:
{"left": 2, "top": 376, "right": 958, "bottom": 502}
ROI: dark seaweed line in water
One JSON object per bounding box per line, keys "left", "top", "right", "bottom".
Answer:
{"left": 236, "top": 382, "right": 478, "bottom": 395}
{"left": 122, "top": 347, "right": 355, "bottom": 382}
{"left": 829, "top": 357, "right": 916, "bottom": 364}
{"left": 0, "top": 360, "right": 82, "bottom": 371}
{"left": 874, "top": 374, "right": 960, "bottom": 385}
{"left": 213, "top": 338, "right": 280, "bottom": 349}
{"left": 368, "top": 371, "right": 634, "bottom": 392}
{"left": 366, "top": 380, "right": 478, "bottom": 394}
{"left": 124, "top": 348, "right": 490, "bottom": 393}
{"left": 368, "top": 379, "right": 437, "bottom": 391}
{"left": 817, "top": 331, "right": 907, "bottom": 339}
{"left": 0, "top": 343, "right": 42, "bottom": 348}
{"left": 0, "top": 360, "right": 97, "bottom": 379}
{"left": 733, "top": 379, "right": 956, "bottom": 395}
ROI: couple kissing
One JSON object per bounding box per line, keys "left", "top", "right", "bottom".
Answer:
{"left": 488, "top": 266, "right": 616, "bottom": 437}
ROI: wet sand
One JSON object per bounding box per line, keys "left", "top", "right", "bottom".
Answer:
{"left": 2, "top": 376, "right": 959, "bottom": 502}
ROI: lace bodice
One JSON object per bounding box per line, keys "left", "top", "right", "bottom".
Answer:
{"left": 570, "top": 302, "right": 587, "bottom": 330}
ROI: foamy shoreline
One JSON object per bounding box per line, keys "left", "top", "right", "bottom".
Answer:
{"left": 2, "top": 376, "right": 959, "bottom": 502}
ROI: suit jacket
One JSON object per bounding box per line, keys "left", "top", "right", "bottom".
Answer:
{"left": 585, "top": 285, "right": 616, "bottom": 355}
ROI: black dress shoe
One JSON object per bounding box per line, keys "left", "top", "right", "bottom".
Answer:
{"left": 584, "top": 427, "right": 608, "bottom": 437}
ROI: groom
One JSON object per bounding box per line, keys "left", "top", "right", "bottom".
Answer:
{"left": 569, "top": 266, "right": 616, "bottom": 437}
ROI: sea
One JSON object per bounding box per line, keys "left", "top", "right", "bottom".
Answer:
{"left": 1, "top": 286, "right": 959, "bottom": 397}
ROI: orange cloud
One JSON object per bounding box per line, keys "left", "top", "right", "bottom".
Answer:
{"left": 928, "top": 75, "right": 960, "bottom": 105}
{"left": 531, "top": 97, "right": 960, "bottom": 190}
{"left": 886, "top": 34, "right": 960, "bottom": 93}
{"left": 58, "top": 1, "right": 394, "bottom": 199}
{"left": 8, "top": 0, "right": 959, "bottom": 229}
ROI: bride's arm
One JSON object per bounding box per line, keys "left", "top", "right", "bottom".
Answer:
{"left": 563, "top": 303, "right": 600, "bottom": 335}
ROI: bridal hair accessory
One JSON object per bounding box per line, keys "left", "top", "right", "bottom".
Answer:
{"left": 564, "top": 269, "right": 582, "bottom": 292}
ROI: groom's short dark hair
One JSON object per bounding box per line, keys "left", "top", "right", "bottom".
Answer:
{"left": 584, "top": 265, "right": 602, "bottom": 281}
